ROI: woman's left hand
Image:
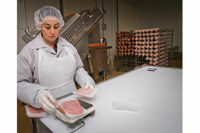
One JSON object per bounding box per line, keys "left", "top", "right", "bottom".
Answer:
{"left": 83, "top": 82, "right": 93, "bottom": 89}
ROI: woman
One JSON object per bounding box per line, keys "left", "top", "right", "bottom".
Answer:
{"left": 17, "top": 6, "right": 95, "bottom": 121}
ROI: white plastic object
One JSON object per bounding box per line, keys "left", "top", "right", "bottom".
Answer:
{"left": 54, "top": 95, "right": 95, "bottom": 123}
{"left": 112, "top": 99, "right": 139, "bottom": 112}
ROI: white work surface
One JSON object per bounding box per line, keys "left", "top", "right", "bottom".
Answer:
{"left": 40, "top": 66, "right": 182, "bottom": 133}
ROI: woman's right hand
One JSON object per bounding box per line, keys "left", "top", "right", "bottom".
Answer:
{"left": 37, "top": 90, "right": 57, "bottom": 113}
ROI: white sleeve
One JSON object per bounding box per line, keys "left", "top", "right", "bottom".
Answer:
{"left": 17, "top": 48, "right": 47, "bottom": 108}
{"left": 17, "top": 81, "right": 47, "bottom": 108}
{"left": 69, "top": 45, "right": 96, "bottom": 88}
{"left": 75, "top": 68, "right": 95, "bottom": 88}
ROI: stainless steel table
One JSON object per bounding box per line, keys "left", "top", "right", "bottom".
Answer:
{"left": 38, "top": 66, "right": 182, "bottom": 133}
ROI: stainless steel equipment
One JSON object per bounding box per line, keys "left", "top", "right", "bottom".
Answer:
{"left": 60, "top": 8, "right": 104, "bottom": 46}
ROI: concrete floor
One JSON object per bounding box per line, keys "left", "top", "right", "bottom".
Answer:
{"left": 17, "top": 53, "right": 182, "bottom": 133}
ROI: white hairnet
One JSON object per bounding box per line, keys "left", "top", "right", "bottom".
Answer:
{"left": 34, "top": 6, "right": 64, "bottom": 30}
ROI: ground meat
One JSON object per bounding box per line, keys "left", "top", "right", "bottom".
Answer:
{"left": 58, "top": 100, "right": 84, "bottom": 115}
{"left": 27, "top": 105, "right": 46, "bottom": 114}
{"left": 76, "top": 88, "right": 94, "bottom": 95}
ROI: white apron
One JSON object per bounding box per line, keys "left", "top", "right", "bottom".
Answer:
{"left": 38, "top": 47, "right": 76, "bottom": 99}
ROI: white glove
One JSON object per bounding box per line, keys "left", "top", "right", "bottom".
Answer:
{"left": 37, "top": 90, "right": 57, "bottom": 113}
{"left": 83, "top": 82, "right": 94, "bottom": 89}
{"left": 54, "top": 109, "right": 69, "bottom": 122}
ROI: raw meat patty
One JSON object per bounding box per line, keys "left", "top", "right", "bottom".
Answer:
{"left": 76, "top": 88, "right": 94, "bottom": 95}
{"left": 27, "top": 105, "right": 46, "bottom": 114}
{"left": 59, "top": 100, "right": 84, "bottom": 115}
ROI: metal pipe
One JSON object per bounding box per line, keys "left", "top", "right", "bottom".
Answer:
{"left": 116, "top": 0, "right": 119, "bottom": 33}
{"left": 22, "top": 0, "right": 28, "bottom": 28}
{"left": 59, "top": 0, "right": 64, "bottom": 17}
{"left": 22, "top": 0, "right": 30, "bottom": 35}
{"left": 101, "top": 0, "right": 105, "bottom": 38}
{"left": 95, "top": 0, "right": 98, "bottom": 9}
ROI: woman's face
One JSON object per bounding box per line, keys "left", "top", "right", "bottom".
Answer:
{"left": 41, "top": 20, "right": 61, "bottom": 45}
